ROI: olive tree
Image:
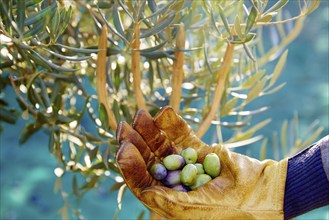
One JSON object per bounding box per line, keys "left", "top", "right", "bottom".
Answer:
{"left": 0, "top": 0, "right": 323, "bottom": 218}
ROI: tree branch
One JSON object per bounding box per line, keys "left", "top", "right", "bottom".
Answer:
{"left": 132, "top": 23, "right": 147, "bottom": 110}
{"left": 196, "top": 43, "right": 235, "bottom": 138}
{"left": 169, "top": 23, "right": 185, "bottom": 112}
{"left": 96, "top": 25, "right": 117, "bottom": 131}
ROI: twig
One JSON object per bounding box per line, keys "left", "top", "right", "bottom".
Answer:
{"left": 132, "top": 22, "right": 147, "bottom": 110}
{"left": 196, "top": 43, "right": 234, "bottom": 138}
{"left": 169, "top": 23, "right": 185, "bottom": 112}
{"left": 96, "top": 25, "right": 117, "bottom": 131}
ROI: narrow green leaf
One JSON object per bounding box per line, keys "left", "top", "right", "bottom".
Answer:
{"left": 264, "top": 0, "right": 289, "bottom": 15}
{"left": 120, "top": 103, "right": 133, "bottom": 124}
{"left": 210, "top": 10, "right": 222, "bottom": 35}
{"left": 258, "top": 14, "right": 273, "bottom": 23}
{"left": 234, "top": 15, "right": 243, "bottom": 40}
{"left": 140, "top": 49, "right": 175, "bottom": 59}
{"left": 217, "top": 5, "right": 232, "bottom": 37}
{"left": 26, "top": 72, "right": 41, "bottom": 91}
{"left": 24, "top": 2, "right": 57, "bottom": 26}
{"left": 143, "top": 1, "right": 174, "bottom": 20}
{"left": 0, "top": 108, "right": 17, "bottom": 124}
{"left": 88, "top": 146, "right": 99, "bottom": 162}
{"left": 203, "top": 43, "right": 213, "bottom": 75}
{"left": 17, "top": 0, "right": 26, "bottom": 31}
{"left": 102, "top": 145, "right": 110, "bottom": 169}
{"left": 241, "top": 69, "right": 266, "bottom": 89}
{"left": 30, "top": 50, "right": 78, "bottom": 72}
{"left": 243, "top": 43, "right": 256, "bottom": 62}
{"left": 139, "top": 13, "right": 175, "bottom": 39}
{"left": 220, "top": 97, "right": 238, "bottom": 117}
{"left": 110, "top": 182, "right": 125, "bottom": 192}
{"left": 25, "top": 0, "right": 43, "bottom": 7}
{"left": 117, "top": 0, "right": 134, "bottom": 20}
{"left": 48, "top": 127, "right": 55, "bottom": 153}
{"left": 169, "top": 0, "right": 185, "bottom": 12}
{"left": 38, "top": 78, "right": 50, "bottom": 108}
{"left": 56, "top": 44, "right": 99, "bottom": 54}
{"left": 244, "top": 33, "right": 256, "bottom": 43}
{"left": 81, "top": 175, "right": 99, "bottom": 190}
{"left": 260, "top": 138, "right": 268, "bottom": 160}
{"left": 23, "top": 19, "right": 46, "bottom": 38}
{"left": 49, "top": 8, "right": 60, "bottom": 40}
{"left": 147, "top": 0, "right": 158, "bottom": 13}
{"left": 112, "top": 99, "right": 121, "bottom": 122}
{"left": 148, "top": 60, "right": 154, "bottom": 94}
{"left": 138, "top": 41, "right": 167, "bottom": 53}
{"left": 113, "top": 63, "right": 121, "bottom": 91}
{"left": 300, "top": 127, "right": 324, "bottom": 149}
{"left": 84, "top": 131, "right": 102, "bottom": 142}
{"left": 44, "top": 48, "right": 91, "bottom": 61}
{"left": 113, "top": 3, "right": 125, "bottom": 38}
{"left": 245, "top": 6, "right": 258, "bottom": 35}
{"left": 99, "top": 103, "right": 109, "bottom": 129}
{"left": 229, "top": 106, "right": 269, "bottom": 116}
{"left": 281, "top": 120, "right": 288, "bottom": 155}
{"left": 264, "top": 82, "right": 286, "bottom": 95}
{"left": 245, "top": 77, "right": 267, "bottom": 103}
{"left": 53, "top": 93, "right": 62, "bottom": 119}
{"left": 97, "top": 5, "right": 128, "bottom": 43}
{"left": 19, "top": 123, "right": 41, "bottom": 144}
{"left": 268, "top": 50, "right": 288, "bottom": 88}
{"left": 305, "top": 0, "right": 320, "bottom": 15}
{"left": 108, "top": 161, "right": 120, "bottom": 173}
{"left": 58, "top": 6, "right": 72, "bottom": 36}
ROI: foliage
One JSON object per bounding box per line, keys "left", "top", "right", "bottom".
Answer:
{"left": 0, "top": 0, "right": 323, "bottom": 218}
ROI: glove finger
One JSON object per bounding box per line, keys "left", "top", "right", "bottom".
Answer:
{"left": 116, "top": 141, "right": 158, "bottom": 195}
{"left": 132, "top": 109, "right": 176, "bottom": 158}
{"left": 116, "top": 121, "right": 154, "bottom": 167}
{"left": 154, "top": 106, "right": 207, "bottom": 150}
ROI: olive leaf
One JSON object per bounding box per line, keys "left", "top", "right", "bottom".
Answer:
{"left": 139, "top": 13, "right": 176, "bottom": 39}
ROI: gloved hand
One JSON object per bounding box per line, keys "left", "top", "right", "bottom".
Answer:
{"left": 116, "top": 106, "right": 288, "bottom": 219}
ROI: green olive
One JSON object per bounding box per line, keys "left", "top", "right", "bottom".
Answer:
{"left": 180, "top": 147, "right": 198, "bottom": 164}
{"left": 194, "top": 163, "right": 205, "bottom": 174}
{"left": 180, "top": 164, "right": 198, "bottom": 186}
{"left": 203, "top": 153, "right": 221, "bottom": 178}
{"left": 190, "top": 174, "right": 212, "bottom": 190}
{"left": 163, "top": 154, "right": 185, "bottom": 170}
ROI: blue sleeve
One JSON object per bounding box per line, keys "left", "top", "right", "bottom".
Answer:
{"left": 284, "top": 137, "right": 329, "bottom": 220}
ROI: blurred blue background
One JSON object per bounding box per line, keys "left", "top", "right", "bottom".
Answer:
{"left": 1, "top": 2, "right": 328, "bottom": 220}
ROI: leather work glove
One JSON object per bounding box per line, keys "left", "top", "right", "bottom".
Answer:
{"left": 116, "top": 106, "right": 288, "bottom": 219}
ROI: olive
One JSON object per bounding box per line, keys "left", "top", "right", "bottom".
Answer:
{"left": 170, "top": 184, "right": 190, "bottom": 192}
{"left": 150, "top": 163, "right": 167, "bottom": 180}
{"left": 203, "top": 153, "right": 221, "bottom": 178}
{"left": 161, "top": 170, "right": 182, "bottom": 186}
{"left": 163, "top": 154, "right": 185, "bottom": 170}
{"left": 180, "top": 147, "right": 198, "bottom": 164}
{"left": 190, "top": 174, "right": 212, "bottom": 190}
{"left": 194, "top": 163, "right": 205, "bottom": 174}
{"left": 180, "top": 164, "right": 198, "bottom": 186}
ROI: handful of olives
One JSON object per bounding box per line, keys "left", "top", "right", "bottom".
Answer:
{"left": 149, "top": 147, "right": 221, "bottom": 192}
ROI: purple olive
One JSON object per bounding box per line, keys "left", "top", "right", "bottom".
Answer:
{"left": 161, "top": 170, "right": 182, "bottom": 186}
{"left": 150, "top": 163, "right": 167, "bottom": 180}
{"left": 170, "top": 184, "right": 190, "bottom": 192}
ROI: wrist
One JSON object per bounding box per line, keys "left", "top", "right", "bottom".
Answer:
{"left": 284, "top": 140, "right": 329, "bottom": 219}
